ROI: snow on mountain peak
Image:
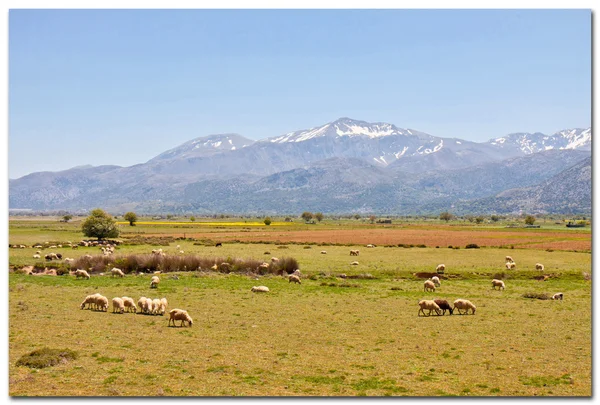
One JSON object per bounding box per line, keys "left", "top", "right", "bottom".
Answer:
{"left": 487, "top": 128, "right": 591, "bottom": 154}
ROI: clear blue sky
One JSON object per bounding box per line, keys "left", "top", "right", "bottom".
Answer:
{"left": 9, "top": 9, "right": 591, "bottom": 178}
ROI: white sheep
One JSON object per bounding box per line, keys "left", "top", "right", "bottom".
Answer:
{"left": 453, "top": 299, "right": 476, "bottom": 315}
{"left": 74, "top": 269, "right": 91, "bottom": 280}
{"left": 138, "top": 297, "right": 148, "bottom": 313}
{"left": 288, "top": 275, "right": 301, "bottom": 284}
{"left": 436, "top": 264, "right": 445, "bottom": 273}
{"left": 111, "top": 268, "right": 125, "bottom": 278}
{"left": 80, "top": 295, "right": 96, "bottom": 310}
{"left": 505, "top": 256, "right": 513, "bottom": 263}
{"left": 112, "top": 297, "right": 125, "bottom": 314}
{"left": 122, "top": 297, "right": 137, "bottom": 313}
{"left": 32, "top": 254, "right": 40, "bottom": 259}
{"left": 94, "top": 295, "right": 109, "bottom": 312}
{"left": 552, "top": 293, "right": 564, "bottom": 300}
{"left": 506, "top": 262, "right": 516, "bottom": 270}
{"left": 150, "top": 276, "right": 160, "bottom": 288}
{"left": 168, "top": 309, "right": 193, "bottom": 327}
{"left": 159, "top": 298, "right": 168, "bottom": 315}
{"left": 350, "top": 250, "right": 360, "bottom": 256}
{"left": 418, "top": 300, "right": 441, "bottom": 316}
{"left": 152, "top": 298, "right": 162, "bottom": 315}
{"left": 144, "top": 298, "right": 154, "bottom": 314}
{"left": 351, "top": 261, "right": 359, "bottom": 265}
{"left": 491, "top": 279, "right": 505, "bottom": 290}
{"left": 535, "top": 263, "right": 544, "bottom": 271}
{"left": 271, "top": 257, "right": 280, "bottom": 263}
{"left": 366, "top": 244, "right": 374, "bottom": 248}
{"left": 423, "top": 280, "right": 436, "bottom": 292}
{"left": 320, "top": 251, "right": 327, "bottom": 254}
{"left": 251, "top": 286, "right": 269, "bottom": 293}
{"left": 430, "top": 276, "right": 441, "bottom": 287}
{"left": 64, "top": 258, "right": 75, "bottom": 265}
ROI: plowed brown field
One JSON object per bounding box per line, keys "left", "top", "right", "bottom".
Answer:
{"left": 144, "top": 227, "right": 590, "bottom": 251}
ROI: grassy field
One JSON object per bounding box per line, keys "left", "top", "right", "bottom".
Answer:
{"left": 8, "top": 217, "right": 592, "bottom": 396}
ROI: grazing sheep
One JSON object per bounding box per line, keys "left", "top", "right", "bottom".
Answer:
{"left": 366, "top": 244, "right": 374, "bottom": 248}
{"left": 176, "top": 245, "right": 180, "bottom": 249}
{"left": 423, "top": 280, "right": 436, "bottom": 292}
{"left": 64, "top": 258, "right": 75, "bottom": 265}
{"left": 179, "top": 250, "right": 184, "bottom": 254}
{"left": 74, "top": 269, "right": 91, "bottom": 280}
{"left": 351, "top": 261, "right": 359, "bottom": 265}
{"left": 251, "top": 286, "right": 269, "bottom": 293}
{"left": 491, "top": 279, "right": 505, "bottom": 290}
{"left": 150, "top": 276, "right": 160, "bottom": 288}
{"left": 159, "top": 298, "right": 168, "bottom": 315}
{"left": 168, "top": 309, "right": 193, "bottom": 327}
{"left": 436, "top": 264, "right": 445, "bottom": 273}
{"left": 152, "top": 298, "right": 162, "bottom": 315}
{"left": 535, "top": 263, "right": 544, "bottom": 271}
{"left": 45, "top": 253, "right": 57, "bottom": 261}
{"left": 80, "top": 295, "right": 96, "bottom": 310}
{"left": 56, "top": 253, "right": 62, "bottom": 260}
{"left": 453, "top": 299, "right": 476, "bottom": 315}
{"left": 321, "top": 251, "right": 327, "bottom": 254}
{"left": 430, "top": 276, "right": 441, "bottom": 287}
{"left": 112, "top": 297, "right": 125, "bottom": 314}
{"left": 210, "top": 264, "right": 218, "bottom": 271}
{"left": 505, "top": 256, "right": 513, "bottom": 263}
{"left": 49, "top": 245, "right": 57, "bottom": 249}
{"left": 506, "top": 262, "right": 516, "bottom": 270}
{"left": 122, "top": 297, "right": 137, "bottom": 313}
{"left": 72, "top": 245, "right": 78, "bottom": 249}
{"left": 258, "top": 263, "right": 270, "bottom": 272}
{"left": 350, "top": 250, "right": 360, "bottom": 256}
{"left": 552, "top": 293, "right": 564, "bottom": 300}
{"left": 94, "top": 295, "right": 109, "bottom": 312}
{"left": 288, "top": 275, "right": 301, "bottom": 284}
{"left": 32, "top": 254, "right": 40, "bottom": 259}
{"left": 111, "top": 268, "right": 125, "bottom": 278}
{"left": 137, "top": 297, "right": 148, "bottom": 313}
{"left": 144, "top": 298, "right": 154, "bottom": 314}
{"left": 219, "top": 262, "right": 232, "bottom": 272}
{"left": 418, "top": 300, "right": 441, "bottom": 317}
{"left": 271, "top": 257, "right": 280, "bottom": 263}
{"left": 433, "top": 299, "right": 453, "bottom": 315}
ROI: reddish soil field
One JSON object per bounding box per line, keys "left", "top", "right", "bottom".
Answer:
{"left": 144, "top": 228, "right": 591, "bottom": 251}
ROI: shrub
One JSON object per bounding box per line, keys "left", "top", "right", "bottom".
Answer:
{"left": 522, "top": 292, "right": 550, "bottom": 300}
{"left": 16, "top": 348, "right": 78, "bottom": 369}
{"left": 465, "top": 244, "right": 480, "bottom": 249}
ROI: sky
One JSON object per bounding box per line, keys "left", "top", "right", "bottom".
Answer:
{"left": 8, "top": 8, "right": 592, "bottom": 178}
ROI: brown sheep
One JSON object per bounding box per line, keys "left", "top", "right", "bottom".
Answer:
{"left": 168, "top": 309, "right": 193, "bottom": 327}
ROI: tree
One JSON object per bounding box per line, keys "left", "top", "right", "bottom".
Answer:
{"left": 315, "top": 212, "right": 324, "bottom": 222}
{"left": 190, "top": 216, "right": 196, "bottom": 222}
{"left": 62, "top": 214, "right": 73, "bottom": 223}
{"left": 123, "top": 212, "right": 138, "bottom": 226}
{"left": 354, "top": 214, "right": 361, "bottom": 220}
{"left": 369, "top": 215, "right": 377, "bottom": 224}
{"left": 264, "top": 217, "right": 272, "bottom": 226}
{"left": 464, "top": 215, "right": 474, "bottom": 223}
{"left": 301, "top": 212, "right": 313, "bottom": 222}
{"left": 439, "top": 212, "right": 454, "bottom": 222}
{"left": 475, "top": 216, "right": 484, "bottom": 224}
{"left": 81, "top": 209, "right": 120, "bottom": 240}
{"left": 525, "top": 215, "right": 536, "bottom": 225}
{"left": 490, "top": 215, "right": 500, "bottom": 222}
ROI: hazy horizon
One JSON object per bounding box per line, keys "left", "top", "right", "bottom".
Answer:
{"left": 9, "top": 9, "right": 591, "bottom": 178}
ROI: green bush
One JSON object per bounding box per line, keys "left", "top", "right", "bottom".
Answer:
{"left": 16, "top": 348, "right": 78, "bottom": 369}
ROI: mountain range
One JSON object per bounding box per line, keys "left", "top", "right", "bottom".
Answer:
{"left": 9, "top": 118, "right": 592, "bottom": 215}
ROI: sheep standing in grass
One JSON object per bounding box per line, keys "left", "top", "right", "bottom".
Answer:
{"left": 423, "top": 280, "right": 436, "bottom": 292}
{"left": 436, "top": 264, "right": 445, "bottom": 274}
{"left": 144, "top": 298, "right": 154, "bottom": 314}
{"left": 122, "top": 297, "right": 137, "bottom": 313}
{"left": 258, "top": 263, "right": 270, "bottom": 272}
{"left": 138, "top": 297, "right": 148, "bottom": 314}
{"left": 111, "top": 268, "right": 125, "bottom": 278}
{"left": 33, "top": 254, "right": 40, "bottom": 259}
{"left": 535, "top": 263, "right": 545, "bottom": 271}
{"left": 491, "top": 279, "right": 505, "bottom": 290}
{"left": 453, "top": 299, "right": 476, "bottom": 315}
{"left": 271, "top": 257, "right": 280, "bottom": 263}
{"left": 74, "top": 269, "right": 91, "bottom": 280}
{"left": 251, "top": 286, "right": 269, "bottom": 293}
{"left": 64, "top": 258, "right": 75, "bottom": 265}
{"left": 320, "top": 251, "right": 327, "bottom": 254}
{"left": 552, "top": 293, "right": 564, "bottom": 301}
{"left": 418, "top": 300, "right": 441, "bottom": 316}
{"left": 433, "top": 299, "right": 453, "bottom": 315}
{"left": 150, "top": 276, "right": 160, "bottom": 288}
{"left": 112, "top": 297, "right": 125, "bottom": 314}
{"left": 506, "top": 262, "right": 516, "bottom": 270}
{"left": 95, "top": 295, "right": 109, "bottom": 312}
{"left": 350, "top": 250, "right": 360, "bottom": 256}
{"left": 80, "top": 295, "right": 96, "bottom": 310}
{"left": 366, "top": 244, "right": 374, "bottom": 248}
{"left": 430, "top": 276, "right": 441, "bottom": 287}
{"left": 152, "top": 298, "right": 162, "bottom": 315}
{"left": 351, "top": 261, "right": 359, "bottom": 266}
{"left": 288, "top": 275, "right": 301, "bottom": 284}
{"left": 159, "top": 298, "right": 168, "bottom": 315}
{"left": 168, "top": 309, "right": 193, "bottom": 327}
{"left": 505, "top": 256, "right": 513, "bottom": 263}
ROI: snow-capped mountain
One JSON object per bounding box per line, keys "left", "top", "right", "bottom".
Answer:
{"left": 265, "top": 117, "right": 423, "bottom": 143}
{"left": 487, "top": 128, "right": 591, "bottom": 154}
{"left": 149, "top": 133, "right": 255, "bottom": 162}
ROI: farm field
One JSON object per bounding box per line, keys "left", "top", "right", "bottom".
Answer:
{"left": 7, "top": 217, "right": 592, "bottom": 396}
